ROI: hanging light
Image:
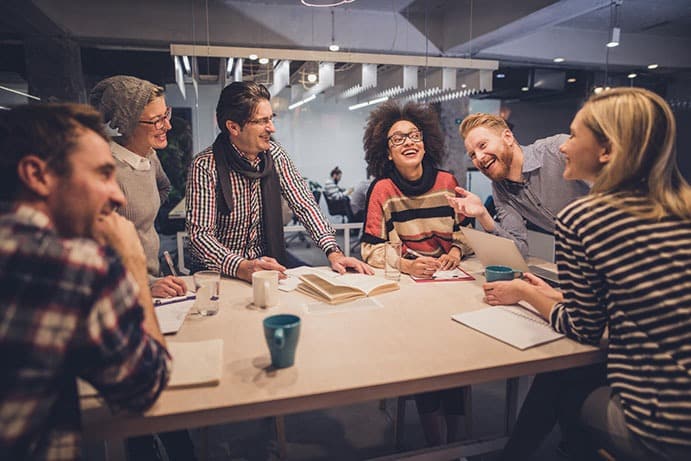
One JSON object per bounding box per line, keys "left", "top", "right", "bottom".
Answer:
{"left": 606, "top": 1, "right": 622, "bottom": 48}
{"left": 329, "top": 10, "right": 340, "bottom": 52}
{"left": 301, "top": 0, "right": 356, "bottom": 7}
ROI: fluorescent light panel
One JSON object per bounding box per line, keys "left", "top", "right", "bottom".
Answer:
{"left": 348, "top": 96, "right": 388, "bottom": 111}
{"left": 288, "top": 94, "right": 316, "bottom": 110}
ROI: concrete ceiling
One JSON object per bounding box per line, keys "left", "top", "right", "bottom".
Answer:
{"left": 0, "top": 0, "right": 688, "bottom": 70}
{"left": 1, "top": 0, "right": 690, "bottom": 102}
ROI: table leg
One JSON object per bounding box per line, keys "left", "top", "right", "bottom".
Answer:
{"left": 505, "top": 377, "right": 519, "bottom": 435}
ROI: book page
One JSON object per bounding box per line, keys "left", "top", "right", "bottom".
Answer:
{"left": 320, "top": 273, "right": 398, "bottom": 295}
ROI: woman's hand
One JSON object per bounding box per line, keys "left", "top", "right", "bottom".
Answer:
{"left": 403, "top": 256, "right": 441, "bottom": 279}
{"left": 483, "top": 279, "right": 530, "bottom": 305}
{"left": 438, "top": 249, "right": 461, "bottom": 270}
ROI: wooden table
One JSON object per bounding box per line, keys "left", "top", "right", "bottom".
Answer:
{"left": 81, "top": 260, "right": 603, "bottom": 458}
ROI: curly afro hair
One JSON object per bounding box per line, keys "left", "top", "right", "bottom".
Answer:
{"left": 362, "top": 100, "right": 446, "bottom": 178}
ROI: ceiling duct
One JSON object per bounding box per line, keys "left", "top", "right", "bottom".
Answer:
{"left": 338, "top": 63, "right": 377, "bottom": 99}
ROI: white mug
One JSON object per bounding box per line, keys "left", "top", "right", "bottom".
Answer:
{"left": 252, "top": 270, "right": 279, "bottom": 308}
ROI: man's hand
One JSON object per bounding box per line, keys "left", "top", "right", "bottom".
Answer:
{"left": 447, "top": 187, "right": 496, "bottom": 232}
{"left": 151, "top": 276, "right": 188, "bottom": 298}
{"left": 93, "top": 213, "right": 165, "bottom": 347}
{"left": 93, "top": 213, "right": 146, "bottom": 267}
{"left": 446, "top": 187, "right": 486, "bottom": 217}
{"left": 327, "top": 251, "right": 374, "bottom": 275}
{"left": 403, "top": 256, "right": 441, "bottom": 279}
{"left": 237, "top": 256, "right": 286, "bottom": 283}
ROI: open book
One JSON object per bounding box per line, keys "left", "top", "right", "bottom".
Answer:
{"left": 451, "top": 303, "right": 564, "bottom": 350}
{"left": 298, "top": 272, "right": 399, "bottom": 304}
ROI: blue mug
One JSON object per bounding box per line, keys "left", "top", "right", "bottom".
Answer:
{"left": 485, "top": 265, "right": 523, "bottom": 282}
{"left": 263, "top": 314, "right": 301, "bottom": 369}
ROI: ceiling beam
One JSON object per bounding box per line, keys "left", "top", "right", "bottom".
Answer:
{"left": 170, "top": 44, "right": 498, "bottom": 71}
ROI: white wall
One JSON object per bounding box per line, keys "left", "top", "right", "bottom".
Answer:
{"left": 167, "top": 82, "right": 370, "bottom": 190}
{"left": 275, "top": 95, "right": 370, "bottom": 189}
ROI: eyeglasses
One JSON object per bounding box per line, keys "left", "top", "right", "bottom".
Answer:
{"left": 138, "top": 106, "right": 172, "bottom": 130}
{"left": 246, "top": 113, "right": 277, "bottom": 127}
{"left": 387, "top": 130, "right": 423, "bottom": 146}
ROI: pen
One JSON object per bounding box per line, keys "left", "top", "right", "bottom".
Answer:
{"left": 406, "top": 248, "right": 424, "bottom": 258}
{"left": 163, "top": 251, "right": 177, "bottom": 277}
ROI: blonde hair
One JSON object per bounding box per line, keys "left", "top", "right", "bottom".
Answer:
{"left": 581, "top": 87, "right": 691, "bottom": 219}
{"left": 459, "top": 113, "right": 510, "bottom": 139}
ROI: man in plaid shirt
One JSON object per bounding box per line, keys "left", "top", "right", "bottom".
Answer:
{"left": 186, "top": 81, "right": 372, "bottom": 281}
{"left": 0, "top": 104, "right": 171, "bottom": 460}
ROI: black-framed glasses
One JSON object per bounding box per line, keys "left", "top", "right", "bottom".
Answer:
{"left": 246, "top": 113, "right": 277, "bottom": 127}
{"left": 138, "top": 106, "right": 172, "bottom": 130}
{"left": 388, "top": 130, "right": 423, "bottom": 146}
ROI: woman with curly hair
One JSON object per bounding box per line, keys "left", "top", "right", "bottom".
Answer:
{"left": 361, "top": 100, "right": 472, "bottom": 446}
{"left": 361, "top": 100, "right": 472, "bottom": 278}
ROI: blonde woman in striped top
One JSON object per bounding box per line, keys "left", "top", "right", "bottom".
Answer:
{"left": 485, "top": 87, "right": 691, "bottom": 460}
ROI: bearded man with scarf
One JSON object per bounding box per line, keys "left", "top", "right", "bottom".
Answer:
{"left": 186, "top": 81, "right": 371, "bottom": 281}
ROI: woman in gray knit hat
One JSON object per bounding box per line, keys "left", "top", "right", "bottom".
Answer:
{"left": 90, "top": 75, "right": 196, "bottom": 461}
{"left": 90, "top": 75, "right": 188, "bottom": 298}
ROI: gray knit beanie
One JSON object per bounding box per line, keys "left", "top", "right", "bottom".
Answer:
{"left": 89, "top": 75, "right": 163, "bottom": 142}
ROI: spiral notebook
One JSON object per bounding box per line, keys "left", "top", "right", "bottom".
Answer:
{"left": 451, "top": 303, "right": 564, "bottom": 350}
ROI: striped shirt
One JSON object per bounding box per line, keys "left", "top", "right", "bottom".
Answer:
{"left": 361, "top": 170, "right": 472, "bottom": 267}
{"left": 0, "top": 205, "right": 171, "bottom": 461}
{"left": 550, "top": 195, "right": 691, "bottom": 446}
{"left": 186, "top": 141, "right": 338, "bottom": 277}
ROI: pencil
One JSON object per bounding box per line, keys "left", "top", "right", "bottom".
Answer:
{"left": 163, "top": 251, "right": 177, "bottom": 276}
{"left": 406, "top": 248, "right": 424, "bottom": 258}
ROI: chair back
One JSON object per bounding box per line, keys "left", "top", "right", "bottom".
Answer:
{"left": 324, "top": 195, "right": 350, "bottom": 219}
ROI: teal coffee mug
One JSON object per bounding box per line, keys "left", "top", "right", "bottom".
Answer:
{"left": 263, "top": 314, "right": 301, "bottom": 369}
{"left": 485, "top": 265, "right": 523, "bottom": 282}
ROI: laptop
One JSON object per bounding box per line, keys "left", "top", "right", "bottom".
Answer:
{"left": 462, "top": 227, "right": 560, "bottom": 286}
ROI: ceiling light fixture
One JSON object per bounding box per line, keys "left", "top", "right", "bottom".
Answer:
{"left": 248, "top": 54, "right": 258, "bottom": 60}
{"left": 301, "top": 0, "right": 356, "bottom": 7}
{"left": 329, "top": 9, "right": 340, "bottom": 52}
{"left": 567, "top": 77, "right": 576, "bottom": 83}
{"left": 307, "top": 73, "right": 318, "bottom": 83}
{"left": 553, "top": 57, "right": 565, "bottom": 63}
{"left": 496, "top": 73, "right": 505, "bottom": 79}
{"left": 606, "top": 0, "right": 622, "bottom": 48}
{"left": 348, "top": 96, "right": 388, "bottom": 111}
{"left": 258, "top": 57, "right": 269, "bottom": 65}
{"left": 627, "top": 73, "right": 637, "bottom": 79}
{"left": 647, "top": 63, "right": 658, "bottom": 69}
{"left": 521, "top": 86, "right": 529, "bottom": 92}
{"left": 288, "top": 94, "right": 316, "bottom": 110}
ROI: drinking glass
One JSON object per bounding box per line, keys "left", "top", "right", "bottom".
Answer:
{"left": 193, "top": 270, "right": 220, "bottom": 316}
{"left": 384, "top": 241, "right": 402, "bottom": 281}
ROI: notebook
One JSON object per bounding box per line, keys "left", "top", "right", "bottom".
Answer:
{"left": 451, "top": 303, "right": 564, "bottom": 350}
{"left": 462, "top": 227, "right": 559, "bottom": 285}
{"left": 154, "top": 298, "right": 196, "bottom": 334}
{"left": 78, "top": 339, "right": 224, "bottom": 397}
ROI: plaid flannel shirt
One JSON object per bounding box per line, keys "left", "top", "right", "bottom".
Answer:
{"left": 0, "top": 205, "right": 171, "bottom": 461}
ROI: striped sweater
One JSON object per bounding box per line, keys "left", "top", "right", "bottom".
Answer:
{"left": 361, "top": 170, "right": 472, "bottom": 267}
{"left": 550, "top": 194, "right": 691, "bottom": 446}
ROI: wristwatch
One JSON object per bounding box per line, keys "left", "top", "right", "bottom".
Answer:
{"left": 325, "top": 245, "right": 344, "bottom": 257}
